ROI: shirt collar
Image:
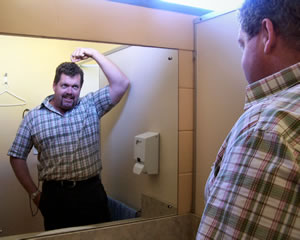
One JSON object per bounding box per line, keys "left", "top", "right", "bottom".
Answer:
{"left": 37, "top": 95, "right": 60, "bottom": 114}
{"left": 244, "top": 62, "right": 300, "bottom": 110}
{"left": 38, "top": 95, "right": 53, "bottom": 109}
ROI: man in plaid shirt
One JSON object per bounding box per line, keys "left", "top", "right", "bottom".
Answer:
{"left": 8, "top": 48, "right": 129, "bottom": 230}
{"left": 197, "top": 0, "right": 299, "bottom": 239}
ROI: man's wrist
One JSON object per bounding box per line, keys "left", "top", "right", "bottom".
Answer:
{"left": 30, "top": 189, "right": 40, "bottom": 200}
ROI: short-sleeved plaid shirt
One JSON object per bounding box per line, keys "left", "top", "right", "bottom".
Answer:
{"left": 197, "top": 63, "right": 300, "bottom": 239}
{"left": 8, "top": 86, "right": 114, "bottom": 181}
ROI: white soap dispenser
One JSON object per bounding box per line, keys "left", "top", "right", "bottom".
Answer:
{"left": 133, "top": 132, "right": 159, "bottom": 175}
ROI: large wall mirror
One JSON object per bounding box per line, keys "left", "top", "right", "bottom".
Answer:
{"left": 0, "top": 34, "right": 178, "bottom": 238}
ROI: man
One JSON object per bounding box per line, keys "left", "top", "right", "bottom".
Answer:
{"left": 8, "top": 48, "right": 130, "bottom": 230}
{"left": 197, "top": 0, "right": 299, "bottom": 239}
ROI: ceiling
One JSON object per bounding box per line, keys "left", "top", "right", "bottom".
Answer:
{"left": 108, "top": 0, "right": 213, "bottom": 16}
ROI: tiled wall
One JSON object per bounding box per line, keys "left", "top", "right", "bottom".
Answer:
{"left": 178, "top": 50, "right": 194, "bottom": 214}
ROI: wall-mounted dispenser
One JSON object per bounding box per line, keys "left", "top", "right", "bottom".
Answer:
{"left": 133, "top": 132, "right": 159, "bottom": 175}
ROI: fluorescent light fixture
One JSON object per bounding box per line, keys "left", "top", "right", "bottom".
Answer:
{"left": 161, "top": 0, "right": 244, "bottom": 12}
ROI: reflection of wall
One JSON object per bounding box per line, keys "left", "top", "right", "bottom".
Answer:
{"left": 140, "top": 194, "right": 177, "bottom": 218}
{"left": 100, "top": 46, "right": 178, "bottom": 210}
{"left": 0, "top": 35, "right": 121, "bottom": 236}
{"left": 195, "top": 11, "right": 247, "bottom": 215}
{"left": 79, "top": 65, "right": 100, "bottom": 97}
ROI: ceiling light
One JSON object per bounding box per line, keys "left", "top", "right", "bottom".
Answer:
{"left": 160, "top": 0, "right": 244, "bottom": 12}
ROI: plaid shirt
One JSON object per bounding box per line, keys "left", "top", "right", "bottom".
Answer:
{"left": 8, "top": 86, "right": 113, "bottom": 181}
{"left": 197, "top": 63, "right": 300, "bottom": 240}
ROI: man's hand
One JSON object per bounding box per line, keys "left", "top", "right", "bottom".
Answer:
{"left": 71, "top": 48, "right": 96, "bottom": 62}
{"left": 33, "top": 191, "right": 41, "bottom": 207}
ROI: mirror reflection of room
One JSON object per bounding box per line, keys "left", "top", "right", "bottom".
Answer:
{"left": 0, "top": 34, "right": 178, "bottom": 237}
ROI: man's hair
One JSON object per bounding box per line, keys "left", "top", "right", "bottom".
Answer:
{"left": 239, "top": 0, "right": 300, "bottom": 50}
{"left": 54, "top": 62, "right": 84, "bottom": 86}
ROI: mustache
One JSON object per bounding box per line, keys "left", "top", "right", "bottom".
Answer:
{"left": 62, "top": 93, "right": 75, "bottom": 99}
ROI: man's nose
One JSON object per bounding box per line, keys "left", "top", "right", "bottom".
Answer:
{"left": 66, "top": 87, "right": 72, "bottom": 94}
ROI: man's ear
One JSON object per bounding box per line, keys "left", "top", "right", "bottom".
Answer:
{"left": 261, "top": 18, "right": 276, "bottom": 54}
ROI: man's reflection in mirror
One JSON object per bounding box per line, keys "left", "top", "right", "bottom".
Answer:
{"left": 8, "top": 48, "right": 130, "bottom": 230}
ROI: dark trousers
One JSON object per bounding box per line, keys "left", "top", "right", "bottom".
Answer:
{"left": 39, "top": 176, "right": 110, "bottom": 231}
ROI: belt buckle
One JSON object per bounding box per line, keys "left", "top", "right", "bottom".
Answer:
{"left": 61, "top": 180, "right": 76, "bottom": 188}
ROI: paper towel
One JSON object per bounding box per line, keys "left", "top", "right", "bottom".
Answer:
{"left": 133, "top": 162, "right": 144, "bottom": 175}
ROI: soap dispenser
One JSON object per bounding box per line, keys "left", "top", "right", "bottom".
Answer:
{"left": 133, "top": 132, "right": 159, "bottom": 175}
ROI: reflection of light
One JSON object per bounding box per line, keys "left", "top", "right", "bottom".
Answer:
{"left": 160, "top": 0, "right": 244, "bottom": 11}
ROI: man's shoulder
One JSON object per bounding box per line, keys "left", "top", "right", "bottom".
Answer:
{"left": 23, "top": 104, "right": 48, "bottom": 122}
{"left": 232, "top": 84, "right": 299, "bottom": 144}
{"left": 254, "top": 84, "right": 300, "bottom": 144}
{"left": 262, "top": 83, "right": 299, "bottom": 127}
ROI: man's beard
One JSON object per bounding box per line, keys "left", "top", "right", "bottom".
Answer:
{"left": 61, "top": 94, "right": 76, "bottom": 110}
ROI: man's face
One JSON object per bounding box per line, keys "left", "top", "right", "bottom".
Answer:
{"left": 52, "top": 73, "right": 81, "bottom": 113}
{"left": 238, "top": 29, "right": 265, "bottom": 84}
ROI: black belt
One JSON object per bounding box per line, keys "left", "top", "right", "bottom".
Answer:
{"left": 43, "top": 175, "right": 100, "bottom": 189}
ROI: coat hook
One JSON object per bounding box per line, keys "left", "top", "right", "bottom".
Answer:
{"left": 22, "top": 109, "right": 30, "bottom": 118}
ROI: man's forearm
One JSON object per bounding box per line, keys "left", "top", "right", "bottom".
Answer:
{"left": 92, "top": 51, "right": 129, "bottom": 104}
{"left": 71, "top": 47, "right": 130, "bottom": 104}
{"left": 10, "top": 157, "right": 38, "bottom": 195}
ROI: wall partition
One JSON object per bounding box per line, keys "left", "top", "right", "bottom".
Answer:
{"left": 194, "top": 11, "right": 247, "bottom": 215}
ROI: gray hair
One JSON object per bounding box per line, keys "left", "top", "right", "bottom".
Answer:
{"left": 239, "top": 0, "right": 300, "bottom": 50}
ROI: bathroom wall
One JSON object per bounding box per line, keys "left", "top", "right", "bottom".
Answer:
{"left": 0, "top": 0, "right": 195, "bottom": 50}
{"left": 194, "top": 11, "right": 247, "bottom": 215}
{"left": 0, "top": 0, "right": 195, "bottom": 236}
